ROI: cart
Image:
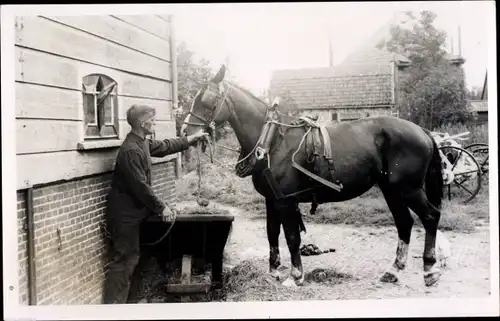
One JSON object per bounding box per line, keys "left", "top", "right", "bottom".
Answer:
{"left": 432, "top": 131, "right": 484, "bottom": 203}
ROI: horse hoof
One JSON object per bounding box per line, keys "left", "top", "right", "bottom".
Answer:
{"left": 424, "top": 269, "right": 441, "bottom": 287}
{"left": 281, "top": 275, "right": 304, "bottom": 287}
{"left": 380, "top": 271, "right": 399, "bottom": 283}
{"left": 282, "top": 277, "right": 298, "bottom": 287}
{"left": 268, "top": 269, "right": 280, "bottom": 280}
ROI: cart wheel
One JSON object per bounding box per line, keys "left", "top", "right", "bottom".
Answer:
{"left": 464, "top": 143, "right": 489, "bottom": 175}
{"left": 439, "top": 146, "right": 482, "bottom": 204}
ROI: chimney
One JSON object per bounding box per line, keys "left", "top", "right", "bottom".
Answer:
{"left": 458, "top": 25, "right": 462, "bottom": 56}
{"left": 328, "top": 33, "right": 334, "bottom": 67}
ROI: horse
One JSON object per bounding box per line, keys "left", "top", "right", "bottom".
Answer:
{"left": 180, "top": 64, "right": 445, "bottom": 287}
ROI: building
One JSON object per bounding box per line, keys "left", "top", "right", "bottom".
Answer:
{"left": 469, "top": 72, "right": 489, "bottom": 125}
{"left": 269, "top": 49, "right": 410, "bottom": 123}
{"left": 15, "top": 15, "right": 179, "bottom": 305}
{"left": 269, "top": 13, "right": 466, "bottom": 124}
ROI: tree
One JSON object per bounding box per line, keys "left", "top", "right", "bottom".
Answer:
{"left": 175, "top": 41, "right": 213, "bottom": 136}
{"left": 467, "top": 86, "right": 483, "bottom": 100}
{"left": 377, "top": 11, "right": 472, "bottom": 129}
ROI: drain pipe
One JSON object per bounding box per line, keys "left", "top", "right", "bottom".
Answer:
{"left": 170, "top": 14, "right": 182, "bottom": 179}
{"left": 25, "top": 187, "right": 37, "bottom": 305}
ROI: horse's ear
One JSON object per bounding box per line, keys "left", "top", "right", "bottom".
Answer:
{"left": 212, "top": 64, "right": 226, "bottom": 84}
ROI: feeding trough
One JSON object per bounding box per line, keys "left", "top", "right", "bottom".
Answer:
{"left": 138, "top": 207, "right": 235, "bottom": 301}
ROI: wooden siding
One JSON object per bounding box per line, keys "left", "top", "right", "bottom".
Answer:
{"left": 16, "top": 47, "right": 173, "bottom": 100}
{"left": 45, "top": 16, "right": 171, "bottom": 62}
{"left": 16, "top": 17, "right": 171, "bottom": 82}
{"left": 112, "top": 15, "right": 171, "bottom": 40}
{"left": 15, "top": 15, "right": 176, "bottom": 189}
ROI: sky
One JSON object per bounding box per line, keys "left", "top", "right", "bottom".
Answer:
{"left": 167, "top": 1, "right": 494, "bottom": 95}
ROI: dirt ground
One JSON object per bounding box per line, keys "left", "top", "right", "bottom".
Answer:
{"left": 176, "top": 200, "right": 491, "bottom": 301}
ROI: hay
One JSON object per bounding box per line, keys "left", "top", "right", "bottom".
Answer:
{"left": 177, "top": 206, "right": 231, "bottom": 216}
{"left": 304, "top": 268, "right": 353, "bottom": 284}
{"left": 221, "top": 260, "right": 286, "bottom": 301}
{"left": 139, "top": 259, "right": 355, "bottom": 303}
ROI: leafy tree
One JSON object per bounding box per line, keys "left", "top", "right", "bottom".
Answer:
{"left": 467, "top": 86, "right": 483, "bottom": 100}
{"left": 175, "top": 42, "right": 235, "bottom": 172}
{"left": 175, "top": 41, "right": 213, "bottom": 136}
{"left": 377, "top": 11, "right": 472, "bottom": 129}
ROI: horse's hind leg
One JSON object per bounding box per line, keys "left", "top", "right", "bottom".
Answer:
{"left": 266, "top": 198, "right": 282, "bottom": 278}
{"left": 402, "top": 188, "right": 441, "bottom": 286}
{"left": 379, "top": 185, "right": 414, "bottom": 283}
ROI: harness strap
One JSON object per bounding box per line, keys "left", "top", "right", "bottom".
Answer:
{"left": 291, "top": 128, "right": 343, "bottom": 192}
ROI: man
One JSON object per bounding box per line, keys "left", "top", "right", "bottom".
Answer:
{"left": 103, "top": 104, "right": 208, "bottom": 304}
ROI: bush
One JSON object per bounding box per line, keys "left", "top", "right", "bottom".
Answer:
{"left": 433, "top": 123, "right": 489, "bottom": 145}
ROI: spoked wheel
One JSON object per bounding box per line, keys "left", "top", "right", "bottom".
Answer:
{"left": 465, "top": 143, "right": 489, "bottom": 175}
{"left": 439, "top": 146, "right": 482, "bottom": 204}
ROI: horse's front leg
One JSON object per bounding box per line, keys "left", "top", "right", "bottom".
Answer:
{"left": 266, "top": 198, "right": 281, "bottom": 278}
{"left": 278, "top": 201, "right": 304, "bottom": 286}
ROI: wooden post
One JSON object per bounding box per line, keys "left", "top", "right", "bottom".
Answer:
{"left": 180, "top": 255, "right": 192, "bottom": 302}
{"left": 392, "top": 60, "right": 400, "bottom": 114}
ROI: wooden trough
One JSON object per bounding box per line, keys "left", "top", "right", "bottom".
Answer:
{"left": 138, "top": 210, "right": 235, "bottom": 301}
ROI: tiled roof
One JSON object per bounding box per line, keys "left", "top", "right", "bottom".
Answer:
{"left": 469, "top": 100, "right": 488, "bottom": 113}
{"left": 269, "top": 73, "right": 393, "bottom": 109}
{"left": 268, "top": 14, "right": 418, "bottom": 110}
{"left": 341, "top": 48, "right": 410, "bottom": 68}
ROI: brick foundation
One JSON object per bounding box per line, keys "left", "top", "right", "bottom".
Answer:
{"left": 17, "top": 160, "right": 176, "bottom": 305}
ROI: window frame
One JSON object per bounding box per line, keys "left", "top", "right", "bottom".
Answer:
{"left": 81, "top": 73, "right": 119, "bottom": 141}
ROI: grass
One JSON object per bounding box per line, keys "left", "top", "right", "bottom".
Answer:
{"left": 176, "top": 125, "right": 490, "bottom": 233}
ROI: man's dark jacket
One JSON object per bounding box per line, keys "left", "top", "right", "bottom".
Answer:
{"left": 107, "top": 132, "right": 189, "bottom": 222}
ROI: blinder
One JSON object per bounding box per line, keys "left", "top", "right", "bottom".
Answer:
{"left": 182, "top": 81, "right": 230, "bottom": 150}
{"left": 200, "top": 84, "right": 220, "bottom": 108}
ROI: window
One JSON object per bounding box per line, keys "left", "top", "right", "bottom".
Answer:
{"left": 82, "top": 74, "right": 118, "bottom": 139}
{"left": 339, "top": 111, "right": 361, "bottom": 122}
{"left": 331, "top": 112, "right": 339, "bottom": 122}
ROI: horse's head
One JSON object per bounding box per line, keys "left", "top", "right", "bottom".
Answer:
{"left": 181, "top": 64, "right": 232, "bottom": 137}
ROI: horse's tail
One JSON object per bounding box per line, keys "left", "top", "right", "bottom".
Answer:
{"left": 424, "top": 130, "right": 444, "bottom": 210}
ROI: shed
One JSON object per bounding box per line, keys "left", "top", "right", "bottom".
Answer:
{"left": 15, "top": 15, "right": 179, "bottom": 305}
{"left": 269, "top": 48, "right": 410, "bottom": 123}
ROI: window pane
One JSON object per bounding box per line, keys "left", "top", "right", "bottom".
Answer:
{"left": 101, "top": 125, "right": 118, "bottom": 137}
{"left": 103, "top": 96, "right": 113, "bottom": 124}
{"left": 85, "top": 125, "right": 100, "bottom": 137}
{"left": 99, "top": 75, "right": 114, "bottom": 88}
{"left": 83, "top": 93, "right": 96, "bottom": 125}
{"left": 82, "top": 74, "right": 100, "bottom": 87}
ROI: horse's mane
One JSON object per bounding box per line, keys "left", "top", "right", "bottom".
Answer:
{"left": 226, "top": 81, "right": 270, "bottom": 110}
{"left": 226, "top": 80, "right": 299, "bottom": 125}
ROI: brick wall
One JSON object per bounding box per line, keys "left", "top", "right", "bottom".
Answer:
{"left": 17, "top": 160, "right": 176, "bottom": 305}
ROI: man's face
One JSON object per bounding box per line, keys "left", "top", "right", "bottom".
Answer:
{"left": 141, "top": 114, "right": 156, "bottom": 135}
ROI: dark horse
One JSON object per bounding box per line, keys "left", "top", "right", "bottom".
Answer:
{"left": 181, "top": 65, "right": 444, "bottom": 287}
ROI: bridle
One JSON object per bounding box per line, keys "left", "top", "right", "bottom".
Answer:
{"left": 181, "top": 81, "right": 304, "bottom": 170}
{"left": 182, "top": 82, "right": 231, "bottom": 136}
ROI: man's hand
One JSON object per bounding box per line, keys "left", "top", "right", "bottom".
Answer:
{"left": 187, "top": 130, "right": 210, "bottom": 146}
{"left": 161, "top": 205, "right": 177, "bottom": 223}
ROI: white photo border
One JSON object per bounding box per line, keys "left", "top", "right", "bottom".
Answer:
{"left": 2, "top": 2, "right": 498, "bottom": 320}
